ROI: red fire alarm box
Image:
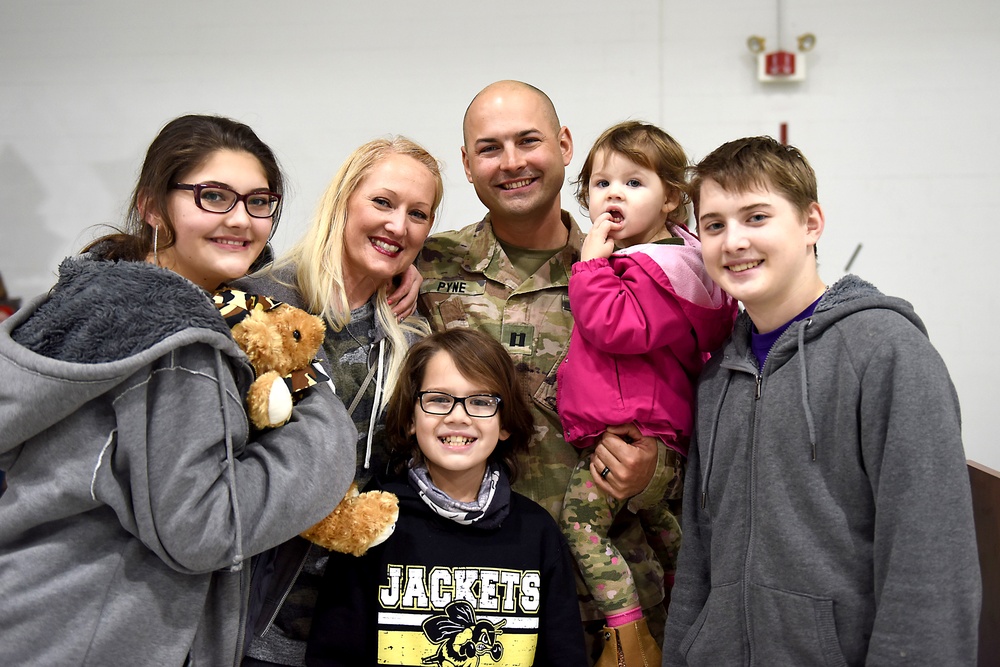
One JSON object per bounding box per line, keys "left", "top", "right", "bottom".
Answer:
{"left": 757, "top": 50, "right": 806, "bottom": 82}
{"left": 765, "top": 51, "right": 796, "bottom": 76}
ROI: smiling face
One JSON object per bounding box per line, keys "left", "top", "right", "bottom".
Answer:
{"left": 150, "top": 149, "right": 272, "bottom": 290}
{"left": 342, "top": 153, "right": 436, "bottom": 305}
{"left": 461, "top": 83, "right": 573, "bottom": 229}
{"left": 408, "top": 350, "right": 509, "bottom": 502}
{"left": 697, "top": 177, "right": 825, "bottom": 332}
{"left": 588, "top": 149, "right": 677, "bottom": 247}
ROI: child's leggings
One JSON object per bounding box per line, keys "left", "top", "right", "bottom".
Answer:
{"left": 560, "top": 450, "right": 640, "bottom": 618}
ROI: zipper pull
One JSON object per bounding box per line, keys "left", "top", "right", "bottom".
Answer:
{"left": 755, "top": 373, "right": 762, "bottom": 400}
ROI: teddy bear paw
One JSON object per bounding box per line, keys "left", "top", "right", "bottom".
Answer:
{"left": 367, "top": 521, "right": 396, "bottom": 549}
{"left": 247, "top": 370, "right": 292, "bottom": 429}
{"left": 300, "top": 485, "right": 400, "bottom": 557}
{"left": 266, "top": 377, "right": 293, "bottom": 425}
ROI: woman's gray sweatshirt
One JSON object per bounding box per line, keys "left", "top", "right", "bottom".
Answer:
{"left": 0, "top": 255, "right": 356, "bottom": 666}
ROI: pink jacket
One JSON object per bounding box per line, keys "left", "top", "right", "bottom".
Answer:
{"left": 556, "top": 225, "right": 737, "bottom": 453}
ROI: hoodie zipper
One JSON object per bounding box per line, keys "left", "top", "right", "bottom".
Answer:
{"left": 261, "top": 552, "right": 308, "bottom": 636}
{"left": 743, "top": 366, "right": 764, "bottom": 664}
{"left": 742, "top": 324, "right": 797, "bottom": 664}
{"left": 236, "top": 565, "right": 250, "bottom": 662}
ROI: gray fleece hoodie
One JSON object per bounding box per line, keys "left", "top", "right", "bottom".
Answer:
{"left": 0, "top": 254, "right": 356, "bottom": 667}
{"left": 662, "top": 275, "right": 980, "bottom": 666}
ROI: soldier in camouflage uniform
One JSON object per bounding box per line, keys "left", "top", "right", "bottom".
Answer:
{"left": 417, "top": 80, "right": 676, "bottom": 665}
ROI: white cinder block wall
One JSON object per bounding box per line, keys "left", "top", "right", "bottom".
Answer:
{"left": 2, "top": 0, "right": 997, "bottom": 467}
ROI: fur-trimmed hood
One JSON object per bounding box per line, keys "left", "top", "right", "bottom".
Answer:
{"left": 0, "top": 253, "right": 246, "bottom": 457}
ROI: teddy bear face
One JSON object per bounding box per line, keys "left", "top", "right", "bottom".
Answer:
{"left": 232, "top": 304, "right": 326, "bottom": 377}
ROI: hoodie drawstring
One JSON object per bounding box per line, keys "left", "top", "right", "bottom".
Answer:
{"left": 701, "top": 375, "right": 732, "bottom": 509}
{"left": 216, "top": 351, "right": 244, "bottom": 572}
{"left": 797, "top": 320, "right": 818, "bottom": 461}
{"left": 345, "top": 337, "right": 387, "bottom": 471}
{"left": 363, "top": 338, "right": 386, "bottom": 470}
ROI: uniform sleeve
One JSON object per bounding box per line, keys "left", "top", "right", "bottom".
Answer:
{"left": 859, "top": 328, "right": 980, "bottom": 664}
{"left": 626, "top": 439, "right": 679, "bottom": 513}
{"left": 661, "top": 433, "right": 711, "bottom": 665}
{"left": 96, "top": 344, "right": 357, "bottom": 574}
{"left": 569, "top": 258, "right": 700, "bottom": 355}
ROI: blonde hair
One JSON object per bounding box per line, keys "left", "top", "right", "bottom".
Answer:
{"left": 279, "top": 136, "right": 443, "bottom": 405}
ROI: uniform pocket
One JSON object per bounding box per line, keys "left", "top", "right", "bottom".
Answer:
{"left": 435, "top": 297, "right": 469, "bottom": 329}
{"left": 749, "top": 582, "right": 847, "bottom": 667}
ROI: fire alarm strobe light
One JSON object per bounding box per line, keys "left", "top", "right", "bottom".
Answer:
{"left": 749, "top": 32, "right": 815, "bottom": 84}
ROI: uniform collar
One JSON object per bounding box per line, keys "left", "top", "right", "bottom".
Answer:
{"left": 464, "top": 210, "right": 583, "bottom": 291}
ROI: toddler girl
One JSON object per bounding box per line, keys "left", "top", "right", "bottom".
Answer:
{"left": 557, "top": 121, "right": 737, "bottom": 666}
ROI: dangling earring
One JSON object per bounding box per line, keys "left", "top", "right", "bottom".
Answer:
{"left": 152, "top": 225, "right": 160, "bottom": 266}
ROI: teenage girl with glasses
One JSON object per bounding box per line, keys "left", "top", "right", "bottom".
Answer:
{"left": 304, "top": 328, "right": 588, "bottom": 667}
{"left": 0, "top": 114, "right": 356, "bottom": 667}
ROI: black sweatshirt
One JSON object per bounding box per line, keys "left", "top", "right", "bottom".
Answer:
{"left": 305, "top": 474, "right": 588, "bottom": 667}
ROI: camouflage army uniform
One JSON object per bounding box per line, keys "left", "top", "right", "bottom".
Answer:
{"left": 417, "top": 212, "right": 675, "bottom": 629}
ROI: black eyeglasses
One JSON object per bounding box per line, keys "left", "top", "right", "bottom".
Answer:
{"left": 416, "top": 391, "right": 502, "bottom": 418}
{"left": 173, "top": 183, "right": 281, "bottom": 218}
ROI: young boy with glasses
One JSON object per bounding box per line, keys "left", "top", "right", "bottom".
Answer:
{"left": 662, "top": 136, "right": 981, "bottom": 666}
{"left": 305, "top": 329, "right": 587, "bottom": 666}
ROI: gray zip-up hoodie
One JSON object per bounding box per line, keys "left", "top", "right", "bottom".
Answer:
{"left": 0, "top": 254, "right": 356, "bottom": 667}
{"left": 662, "top": 275, "right": 980, "bottom": 666}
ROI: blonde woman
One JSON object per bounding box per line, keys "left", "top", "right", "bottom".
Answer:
{"left": 238, "top": 136, "right": 442, "bottom": 667}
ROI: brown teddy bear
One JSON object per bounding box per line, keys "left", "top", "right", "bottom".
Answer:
{"left": 214, "top": 287, "right": 398, "bottom": 556}
{"left": 215, "top": 288, "right": 327, "bottom": 429}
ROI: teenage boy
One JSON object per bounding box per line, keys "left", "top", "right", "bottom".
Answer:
{"left": 662, "top": 136, "right": 981, "bottom": 666}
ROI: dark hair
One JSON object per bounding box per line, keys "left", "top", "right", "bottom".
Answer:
{"left": 690, "top": 135, "right": 818, "bottom": 256}
{"left": 86, "top": 114, "right": 284, "bottom": 262}
{"left": 384, "top": 328, "right": 534, "bottom": 482}
{"left": 574, "top": 120, "right": 691, "bottom": 229}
